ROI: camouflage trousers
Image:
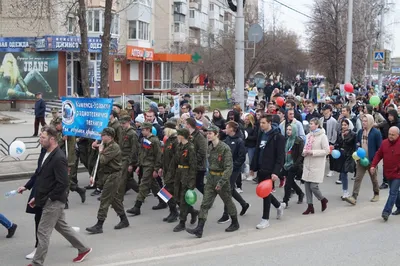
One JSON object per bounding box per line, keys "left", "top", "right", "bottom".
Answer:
{"left": 176, "top": 182, "right": 196, "bottom": 222}
{"left": 97, "top": 172, "right": 125, "bottom": 221}
{"left": 136, "top": 166, "right": 161, "bottom": 203}
{"left": 198, "top": 176, "right": 237, "bottom": 221}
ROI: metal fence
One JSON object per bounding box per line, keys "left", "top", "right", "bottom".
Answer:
{"left": 0, "top": 137, "right": 41, "bottom": 162}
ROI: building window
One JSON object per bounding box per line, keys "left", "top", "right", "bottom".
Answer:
{"left": 209, "top": 4, "right": 214, "bottom": 11}
{"left": 174, "top": 14, "right": 185, "bottom": 23}
{"left": 128, "top": 20, "right": 149, "bottom": 40}
{"left": 67, "top": 17, "right": 74, "bottom": 33}
{"left": 190, "top": 10, "right": 195, "bottom": 18}
{"left": 94, "top": 10, "right": 100, "bottom": 32}
{"left": 87, "top": 9, "right": 119, "bottom": 36}
{"left": 128, "top": 20, "right": 137, "bottom": 39}
{"left": 138, "top": 21, "right": 149, "bottom": 40}
{"left": 88, "top": 11, "right": 93, "bottom": 31}
{"left": 174, "top": 23, "right": 180, "bottom": 33}
{"left": 111, "top": 14, "right": 119, "bottom": 35}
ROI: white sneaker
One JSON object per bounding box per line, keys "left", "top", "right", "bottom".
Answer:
{"left": 277, "top": 203, "right": 286, "bottom": 219}
{"left": 335, "top": 179, "right": 342, "bottom": 184}
{"left": 236, "top": 188, "right": 243, "bottom": 193}
{"left": 256, "top": 219, "right": 270, "bottom": 229}
{"left": 26, "top": 248, "right": 36, "bottom": 260}
{"left": 327, "top": 171, "right": 334, "bottom": 177}
{"left": 342, "top": 191, "right": 350, "bottom": 198}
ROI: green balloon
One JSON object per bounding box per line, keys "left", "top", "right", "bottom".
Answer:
{"left": 369, "top": 95, "right": 380, "bottom": 107}
{"left": 360, "top": 157, "right": 370, "bottom": 167}
{"left": 185, "top": 189, "right": 197, "bottom": 206}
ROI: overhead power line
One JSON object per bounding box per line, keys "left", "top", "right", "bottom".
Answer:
{"left": 272, "top": 0, "right": 312, "bottom": 19}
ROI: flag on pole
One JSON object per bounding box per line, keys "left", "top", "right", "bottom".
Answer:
{"left": 157, "top": 186, "right": 173, "bottom": 203}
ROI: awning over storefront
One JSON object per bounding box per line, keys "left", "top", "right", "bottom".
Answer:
{"left": 153, "top": 53, "right": 191, "bottom": 62}
{"left": 126, "top": 45, "right": 154, "bottom": 61}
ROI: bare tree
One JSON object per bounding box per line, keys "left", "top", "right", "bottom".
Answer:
{"left": 77, "top": 0, "right": 90, "bottom": 97}
{"left": 99, "top": 0, "right": 113, "bottom": 98}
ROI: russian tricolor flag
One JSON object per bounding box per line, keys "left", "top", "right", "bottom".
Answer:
{"left": 196, "top": 119, "right": 203, "bottom": 129}
{"left": 157, "top": 187, "right": 173, "bottom": 203}
{"left": 249, "top": 109, "right": 256, "bottom": 116}
{"left": 143, "top": 138, "right": 152, "bottom": 149}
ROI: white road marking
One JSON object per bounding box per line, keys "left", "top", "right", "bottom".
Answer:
{"left": 98, "top": 217, "right": 379, "bottom": 266}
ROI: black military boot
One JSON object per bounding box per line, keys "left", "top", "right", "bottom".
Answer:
{"left": 77, "top": 187, "right": 87, "bottom": 203}
{"left": 186, "top": 218, "right": 205, "bottom": 238}
{"left": 91, "top": 188, "right": 101, "bottom": 196}
{"left": 167, "top": 208, "right": 179, "bottom": 223}
{"left": 127, "top": 201, "right": 142, "bottom": 216}
{"left": 173, "top": 221, "right": 186, "bottom": 232}
{"left": 86, "top": 220, "right": 104, "bottom": 234}
{"left": 152, "top": 197, "right": 168, "bottom": 210}
{"left": 189, "top": 208, "right": 199, "bottom": 225}
{"left": 225, "top": 216, "right": 240, "bottom": 232}
{"left": 114, "top": 214, "right": 130, "bottom": 230}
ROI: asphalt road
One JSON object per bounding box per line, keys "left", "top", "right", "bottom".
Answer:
{"left": 0, "top": 168, "right": 396, "bottom": 266}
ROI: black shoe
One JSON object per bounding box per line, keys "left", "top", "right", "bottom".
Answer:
{"left": 167, "top": 211, "right": 179, "bottom": 223}
{"left": 298, "top": 193, "right": 305, "bottom": 204}
{"left": 186, "top": 219, "right": 205, "bottom": 238}
{"left": 127, "top": 201, "right": 142, "bottom": 216}
{"left": 173, "top": 221, "right": 186, "bottom": 232}
{"left": 114, "top": 214, "right": 130, "bottom": 230}
{"left": 379, "top": 183, "right": 389, "bottom": 189}
{"left": 217, "top": 214, "right": 230, "bottom": 224}
{"left": 86, "top": 220, "right": 104, "bottom": 234}
{"left": 97, "top": 196, "right": 101, "bottom": 201}
{"left": 190, "top": 210, "right": 199, "bottom": 225}
{"left": 382, "top": 212, "right": 389, "bottom": 222}
{"left": 240, "top": 203, "right": 250, "bottom": 216}
{"left": 163, "top": 213, "right": 173, "bottom": 222}
{"left": 152, "top": 200, "right": 168, "bottom": 210}
{"left": 85, "top": 185, "right": 95, "bottom": 190}
{"left": 225, "top": 216, "right": 239, "bottom": 232}
{"left": 91, "top": 189, "right": 101, "bottom": 196}
{"left": 6, "top": 224, "right": 17, "bottom": 238}
{"left": 65, "top": 202, "right": 69, "bottom": 209}
{"left": 78, "top": 188, "right": 86, "bottom": 203}
{"left": 392, "top": 209, "right": 400, "bottom": 215}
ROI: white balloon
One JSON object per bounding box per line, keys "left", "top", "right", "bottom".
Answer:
{"left": 244, "top": 130, "right": 248, "bottom": 139}
{"left": 9, "top": 140, "right": 26, "bottom": 158}
{"left": 302, "top": 120, "right": 309, "bottom": 126}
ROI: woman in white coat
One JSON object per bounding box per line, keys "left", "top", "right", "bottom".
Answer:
{"left": 302, "top": 118, "right": 330, "bottom": 215}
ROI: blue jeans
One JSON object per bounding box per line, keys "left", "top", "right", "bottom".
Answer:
{"left": 247, "top": 147, "right": 256, "bottom": 165}
{"left": 383, "top": 179, "right": 400, "bottom": 215}
{"left": 340, "top": 172, "right": 349, "bottom": 191}
{"left": 0, "top": 213, "right": 12, "bottom": 229}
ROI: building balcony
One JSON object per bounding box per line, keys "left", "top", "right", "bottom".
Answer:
{"left": 189, "top": 0, "right": 199, "bottom": 9}
{"left": 174, "top": 0, "right": 187, "bottom": 3}
{"left": 173, "top": 32, "right": 186, "bottom": 43}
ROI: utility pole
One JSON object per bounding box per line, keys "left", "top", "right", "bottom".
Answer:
{"left": 377, "top": 0, "right": 386, "bottom": 95}
{"left": 344, "top": 0, "right": 353, "bottom": 83}
{"left": 235, "top": 0, "right": 245, "bottom": 110}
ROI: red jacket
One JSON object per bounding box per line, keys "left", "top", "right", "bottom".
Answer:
{"left": 371, "top": 137, "right": 400, "bottom": 179}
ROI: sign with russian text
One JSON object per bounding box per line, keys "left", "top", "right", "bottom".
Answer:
{"left": 61, "top": 97, "right": 113, "bottom": 140}
{"left": 126, "top": 45, "right": 154, "bottom": 61}
{"left": 36, "top": 36, "right": 118, "bottom": 53}
{"left": 0, "top": 37, "right": 36, "bottom": 52}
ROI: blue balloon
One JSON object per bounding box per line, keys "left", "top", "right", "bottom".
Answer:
{"left": 301, "top": 112, "right": 307, "bottom": 120}
{"left": 331, "top": 149, "right": 341, "bottom": 159}
{"left": 152, "top": 126, "right": 157, "bottom": 136}
{"left": 356, "top": 148, "right": 366, "bottom": 159}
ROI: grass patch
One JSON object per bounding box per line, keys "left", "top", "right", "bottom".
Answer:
{"left": 209, "top": 100, "right": 230, "bottom": 111}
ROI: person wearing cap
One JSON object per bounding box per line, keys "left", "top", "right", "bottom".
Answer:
{"left": 113, "top": 103, "right": 123, "bottom": 114}
{"left": 33, "top": 92, "right": 47, "bottom": 137}
{"left": 166, "top": 128, "right": 199, "bottom": 232}
{"left": 49, "top": 108, "right": 59, "bottom": 127}
{"left": 108, "top": 110, "right": 123, "bottom": 145}
{"left": 320, "top": 104, "right": 338, "bottom": 178}
{"left": 159, "top": 120, "right": 180, "bottom": 223}
{"left": 86, "top": 127, "right": 126, "bottom": 234}
{"left": 119, "top": 115, "right": 140, "bottom": 198}
{"left": 187, "top": 125, "right": 239, "bottom": 238}
{"left": 185, "top": 118, "right": 207, "bottom": 195}
{"left": 127, "top": 122, "right": 163, "bottom": 216}
{"left": 53, "top": 117, "right": 86, "bottom": 208}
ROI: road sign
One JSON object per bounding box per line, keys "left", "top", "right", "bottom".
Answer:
{"left": 373, "top": 51, "right": 385, "bottom": 62}
{"left": 248, "top": 24, "right": 263, "bottom": 43}
{"left": 392, "top": 67, "right": 400, "bottom": 74}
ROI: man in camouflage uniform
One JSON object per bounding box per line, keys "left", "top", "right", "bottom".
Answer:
{"left": 119, "top": 116, "right": 139, "bottom": 195}
{"left": 167, "top": 128, "right": 198, "bottom": 232}
{"left": 127, "top": 122, "right": 162, "bottom": 216}
{"left": 49, "top": 107, "right": 59, "bottom": 127}
{"left": 108, "top": 110, "right": 123, "bottom": 145}
{"left": 86, "top": 127, "right": 128, "bottom": 234}
{"left": 54, "top": 117, "right": 86, "bottom": 207}
{"left": 159, "top": 120, "right": 180, "bottom": 223}
{"left": 187, "top": 125, "right": 239, "bottom": 238}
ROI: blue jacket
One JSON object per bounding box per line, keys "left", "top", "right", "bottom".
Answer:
{"left": 34, "top": 99, "right": 46, "bottom": 117}
{"left": 357, "top": 128, "right": 382, "bottom": 162}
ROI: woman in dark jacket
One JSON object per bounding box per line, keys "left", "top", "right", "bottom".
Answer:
{"left": 212, "top": 109, "right": 226, "bottom": 130}
{"left": 17, "top": 148, "right": 46, "bottom": 259}
{"left": 334, "top": 119, "right": 356, "bottom": 199}
{"left": 282, "top": 123, "right": 305, "bottom": 206}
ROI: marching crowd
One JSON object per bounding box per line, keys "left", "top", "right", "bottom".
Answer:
{"left": 1, "top": 81, "right": 400, "bottom": 265}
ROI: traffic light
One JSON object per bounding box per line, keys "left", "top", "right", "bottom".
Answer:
{"left": 227, "top": 0, "right": 246, "bottom": 12}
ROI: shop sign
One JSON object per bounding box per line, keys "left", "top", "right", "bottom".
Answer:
{"left": 0, "top": 37, "right": 36, "bottom": 52}
{"left": 126, "top": 45, "right": 154, "bottom": 61}
{"left": 35, "top": 36, "right": 118, "bottom": 53}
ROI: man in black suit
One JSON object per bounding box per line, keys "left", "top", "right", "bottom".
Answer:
{"left": 33, "top": 92, "right": 47, "bottom": 137}
{"left": 27, "top": 126, "right": 92, "bottom": 266}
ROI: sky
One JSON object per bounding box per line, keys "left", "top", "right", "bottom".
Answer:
{"left": 259, "top": 0, "right": 400, "bottom": 57}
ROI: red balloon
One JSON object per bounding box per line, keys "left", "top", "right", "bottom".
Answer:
{"left": 276, "top": 97, "right": 285, "bottom": 107}
{"left": 389, "top": 93, "right": 394, "bottom": 99}
{"left": 256, "top": 179, "right": 273, "bottom": 198}
{"left": 163, "top": 136, "right": 168, "bottom": 145}
{"left": 344, "top": 83, "right": 354, "bottom": 93}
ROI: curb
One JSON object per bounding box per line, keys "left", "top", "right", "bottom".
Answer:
{"left": 0, "top": 166, "right": 87, "bottom": 182}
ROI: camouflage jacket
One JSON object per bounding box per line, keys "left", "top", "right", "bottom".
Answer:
{"left": 167, "top": 142, "right": 197, "bottom": 189}
{"left": 139, "top": 134, "right": 162, "bottom": 172}
{"left": 162, "top": 134, "right": 179, "bottom": 183}
{"left": 99, "top": 140, "right": 122, "bottom": 174}
{"left": 57, "top": 131, "right": 76, "bottom": 167}
{"left": 120, "top": 126, "right": 139, "bottom": 167}
{"left": 108, "top": 119, "right": 123, "bottom": 146}
{"left": 207, "top": 141, "right": 233, "bottom": 188}
{"left": 190, "top": 129, "right": 207, "bottom": 171}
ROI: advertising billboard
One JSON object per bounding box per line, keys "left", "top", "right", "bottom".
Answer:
{"left": 0, "top": 52, "right": 58, "bottom": 100}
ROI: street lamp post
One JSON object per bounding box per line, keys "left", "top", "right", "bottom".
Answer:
{"left": 344, "top": 0, "right": 353, "bottom": 84}
{"left": 235, "top": 0, "right": 245, "bottom": 110}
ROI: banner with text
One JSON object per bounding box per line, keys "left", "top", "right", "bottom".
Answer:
{"left": 61, "top": 97, "right": 113, "bottom": 140}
